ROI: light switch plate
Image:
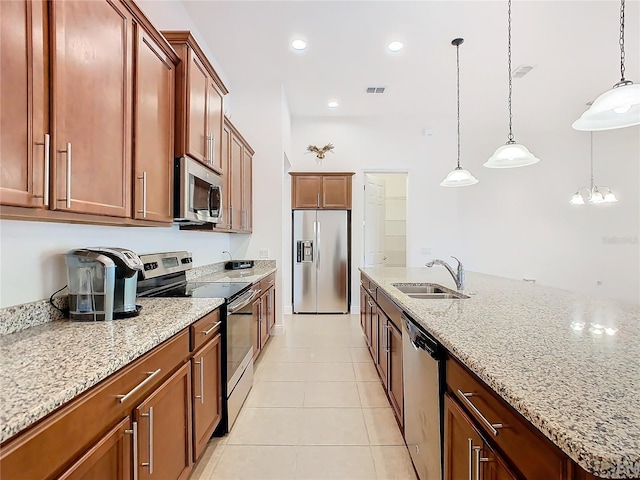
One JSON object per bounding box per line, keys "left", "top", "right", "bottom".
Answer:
{"left": 259, "top": 249, "right": 269, "bottom": 259}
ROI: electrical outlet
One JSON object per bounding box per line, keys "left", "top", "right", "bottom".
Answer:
{"left": 420, "top": 248, "right": 432, "bottom": 255}
{"left": 259, "top": 249, "right": 269, "bottom": 259}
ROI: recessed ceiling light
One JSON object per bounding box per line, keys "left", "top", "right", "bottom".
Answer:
{"left": 387, "top": 41, "right": 404, "bottom": 52}
{"left": 328, "top": 101, "right": 339, "bottom": 108}
{"left": 291, "top": 39, "right": 307, "bottom": 50}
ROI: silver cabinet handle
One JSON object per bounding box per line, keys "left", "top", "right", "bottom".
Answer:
{"left": 457, "top": 390, "right": 503, "bottom": 436}
{"left": 35, "top": 134, "right": 50, "bottom": 206}
{"left": 194, "top": 357, "right": 204, "bottom": 404}
{"left": 201, "top": 320, "right": 222, "bottom": 335}
{"left": 474, "top": 446, "right": 489, "bottom": 480}
{"left": 116, "top": 369, "right": 161, "bottom": 403}
{"left": 137, "top": 171, "right": 147, "bottom": 217}
{"left": 59, "top": 142, "right": 72, "bottom": 208}
{"left": 141, "top": 406, "right": 154, "bottom": 474}
{"left": 125, "top": 421, "right": 138, "bottom": 480}
{"left": 323, "top": 192, "right": 326, "bottom": 206}
{"left": 468, "top": 438, "right": 474, "bottom": 480}
{"left": 384, "top": 323, "right": 391, "bottom": 353}
{"left": 209, "top": 133, "right": 215, "bottom": 166}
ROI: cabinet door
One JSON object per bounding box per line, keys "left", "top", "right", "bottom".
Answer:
{"left": 387, "top": 320, "right": 403, "bottom": 424}
{"left": 483, "top": 443, "right": 520, "bottom": 480}
{"left": 133, "top": 24, "right": 174, "bottom": 223}
{"left": 364, "top": 291, "right": 373, "bottom": 351}
{"left": 444, "top": 393, "right": 484, "bottom": 480}
{"left": 259, "top": 294, "right": 269, "bottom": 351}
{"left": 219, "top": 123, "right": 232, "bottom": 229}
{"left": 377, "top": 315, "right": 389, "bottom": 391}
{"left": 186, "top": 51, "right": 208, "bottom": 165}
{"left": 192, "top": 333, "right": 222, "bottom": 462}
{"left": 0, "top": 0, "right": 49, "bottom": 208}
{"left": 292, "top": 175, "right": 321, "bottom": 208}
{"left": 252, "top": 297, "right": 262, "bottom": 360}
{"left": 359, "top": 286, "right": 367, "bottom": 333}
{"left": 51, "top": 0, "right": 132, "bottom": 217}
{"left": 135, "top": 363, "right": 192, "bottom": 480}
{"left": 322, "top": 175, "right": 351, "bottom": 209}
{"left": 370, "top": 303, "right": 379, "bottom": 367}
{"left": 206, "top": 81, "right": 223, "bottom": 174}
{"left": 241, "top": 149, "right": 252, "bottom": 232}
{"left": 57, "top": 417, "right": 132, "bottom": 480}
{"left": 230, "top": 134, "right": 243, "bottom": 229}
{"left": 267, "top": 287, "right": 276, "bottom": 332}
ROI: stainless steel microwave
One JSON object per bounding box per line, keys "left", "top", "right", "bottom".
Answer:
{"left": 174, "top": 157, "right": 222, "bottom": 225}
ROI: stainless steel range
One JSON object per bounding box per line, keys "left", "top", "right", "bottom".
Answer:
{"left": 137, "top": 251, "right": 259, "bottom": 432}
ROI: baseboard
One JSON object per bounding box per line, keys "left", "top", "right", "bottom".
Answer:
{"left": 283, "top": 305, "right": 293, "bottom": 315}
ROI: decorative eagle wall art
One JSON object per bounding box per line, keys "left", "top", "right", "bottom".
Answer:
{"left": 306, "top": 143, "right": 335, "bottom": 159}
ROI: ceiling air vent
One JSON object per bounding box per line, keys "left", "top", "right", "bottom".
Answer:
{"left": 512, "top": 64, "right": 535, "bottom": 78}
{"left": 366, "top": 87, "right": 386, "bottom": 94}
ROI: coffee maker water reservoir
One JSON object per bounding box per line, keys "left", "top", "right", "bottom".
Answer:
{"left": 64, "top": 248, "right": 143, "bottom": 321}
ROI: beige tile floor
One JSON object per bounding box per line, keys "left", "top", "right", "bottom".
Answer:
{"left": 189, "top": 314, "right": 417, "bottom": 480}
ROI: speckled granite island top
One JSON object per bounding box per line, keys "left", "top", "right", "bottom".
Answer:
{"left": 361, "top": 267, "right": 640, "bottom": 479}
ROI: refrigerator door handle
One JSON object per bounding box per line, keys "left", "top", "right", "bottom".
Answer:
{"left": 316, "top": 221, "right": 321, "bottom": 270}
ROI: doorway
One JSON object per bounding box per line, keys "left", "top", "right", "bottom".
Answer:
{"left": 363, "top": 173, "right": 408, "bottom": 267}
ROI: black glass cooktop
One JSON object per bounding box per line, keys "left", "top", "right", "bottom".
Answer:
{"left": 140, "top": 281, "right": 251, "bottom": 300}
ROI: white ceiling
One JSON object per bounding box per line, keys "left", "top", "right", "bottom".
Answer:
{"left": 182, "top": 1, "right": 640, "bottom": 131}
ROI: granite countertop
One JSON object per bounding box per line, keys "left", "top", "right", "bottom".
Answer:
{"left": 0, "top": 265, "right": 276, "bottom": 444}
{"left": 361, "top": 267, "right": 640, "bottom": 479}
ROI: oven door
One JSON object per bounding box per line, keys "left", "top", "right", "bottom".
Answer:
{"left": 226, "top": 288, "right": 260, "bottom": 392}
{"left": 174, "top": 156, "right": 222, "bottom": 224}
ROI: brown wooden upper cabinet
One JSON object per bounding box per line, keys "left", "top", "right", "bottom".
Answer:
{"left": 0, "top": 0, "right": 178, "bottom": 225}
{"left": 162, "top": 31, "right": 228, "bottom": 175}
{"left": 290, "top": 172, "right": 354, "bottom": 209}
{"left": 219, "top": 117, "right": 254, "bottom": 233}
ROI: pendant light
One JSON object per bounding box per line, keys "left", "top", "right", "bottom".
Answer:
{"left": 440, "top": 38, "right": 479, "bottom": 188}
{"left": 570, "top": 132, "right": 618, "bottom": 205}
{"left": 573, "top": 0, "right": 640, "bottom": 131}
{"left": 484, "top": 0, "right": 540, "bottom": 169}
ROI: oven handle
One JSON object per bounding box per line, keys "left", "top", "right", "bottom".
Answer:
{"left": 228, "top": 288, "right": 261, "bottom": 313}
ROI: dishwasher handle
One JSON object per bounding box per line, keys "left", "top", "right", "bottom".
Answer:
{"left": 402, "top": 314, "right": 442, "bottom": 360}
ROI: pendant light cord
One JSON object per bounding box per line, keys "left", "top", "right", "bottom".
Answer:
{"left": 590, "top": 132, "right": 595, "bottom": 190}
{"left": 507, "top": 0, "right": 514, "bottom": 143}
{"left": 619, "top": 0, "right": 626, "bottom": 82}
{"left": 456, "top": 42, "right": 461, "bottom": 169}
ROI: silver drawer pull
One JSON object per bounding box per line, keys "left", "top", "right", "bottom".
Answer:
{"left": 125, "top": 421, "right": 139, "bottom": 480}
{"left": 194, "top": 357, "right": 204, "bottom": 404}
{"left": 457, "top": 389, "right": 503, "bottom": 436}
{"left": 116, "top": 369, "right": 161, "bottom": 403}
{"left": 201, "top": 321, "right": 222, "bottom": 335}
{"left": 141, "top": 406, "right": 154, "bottom": 474}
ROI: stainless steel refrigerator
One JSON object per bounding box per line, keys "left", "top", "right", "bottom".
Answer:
{"left": 293, "top": 210, "right": 350, "bottom": 313}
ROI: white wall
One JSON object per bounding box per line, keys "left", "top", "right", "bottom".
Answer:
{"left": 0, "top": 221, "right": 231, "bottom": 308}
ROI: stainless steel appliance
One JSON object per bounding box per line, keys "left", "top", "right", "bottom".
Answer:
{"left": 64, "top": 247, "right": 143, "bottom": 321}
{"left": 292, "top": 210, "right": 350, "bottom": 313}
{"left": 402, "top": 314, "right": 445, "bottom": 480}
{"left": 136, "top": 251, "right": 258, "bottom": 432}
{"left": 174, "top": 156, "right": 223, "bottom": 225}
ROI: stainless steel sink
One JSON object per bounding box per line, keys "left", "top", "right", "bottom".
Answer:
{"left": 392, "top": 283, "right": 469, "bottom": 299}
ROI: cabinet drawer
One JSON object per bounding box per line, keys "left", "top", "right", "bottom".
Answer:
{"left": 376, "top": 289, "right": 402, "bottom": 330}
{"left": 447, "top": 356, "right": 569, "bottom": 480}
{"left": 0, "top": 330, "right": 189, "bottom": 480}
{"left": 190, "top": 308, "right": 221, "bottom": 352}
{"left": 259, "top": 272, "right": 275, "bottom": 293}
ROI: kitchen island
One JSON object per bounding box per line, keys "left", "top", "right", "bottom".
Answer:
{"left": 361, "top": 266, "right": 640, "bottom": 480}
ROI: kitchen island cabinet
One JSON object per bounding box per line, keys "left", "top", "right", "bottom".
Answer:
{"left": 360, "top": 267, "right": 640, "bottom": 479}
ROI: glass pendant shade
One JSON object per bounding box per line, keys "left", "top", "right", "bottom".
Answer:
{"left": 484, "top": 142, "right": 540, "bottom": 168}
{"left": 573, "top": 83, "right": 640, "bottom": 131}
{"left": 570, "top": 192, "right": 585, "bottom": 205}
{"left": 440, "top": 167, "right": 479, "bottom": 187}
{"left": 604, "top": 191, "right": 618, "bottom": 202}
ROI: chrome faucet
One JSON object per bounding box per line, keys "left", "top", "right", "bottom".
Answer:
{"left": 425, "top": 256, "right": 465, "bottom": 291}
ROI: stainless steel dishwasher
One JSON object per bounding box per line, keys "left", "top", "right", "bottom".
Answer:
{"left": 402, "top": 314, "right": 445, "bottom": 480}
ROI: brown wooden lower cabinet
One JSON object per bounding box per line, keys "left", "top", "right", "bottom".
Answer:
{"left": 191, "top": 332, "right": 222, "bottom": 461}
{"left": 387, "top": 319, "right": 403, "bottom": 425}
{"left": 57, "top": 417, "right": 133, "bottom": 480}
{"left": 444, "top": 393, "right": 518, "bottom": 480}
{"left": 377, "top": 311, "right": 390, "bottom": 391}
{"left": 134, "top": 362, "right": 192, "bottom": 480}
